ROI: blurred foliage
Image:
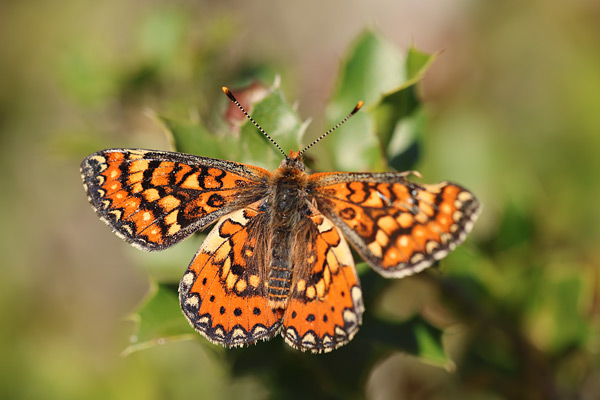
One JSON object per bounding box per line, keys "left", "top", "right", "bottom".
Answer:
{"left": 1, "top": 1, "right": 600, "bottom": 399}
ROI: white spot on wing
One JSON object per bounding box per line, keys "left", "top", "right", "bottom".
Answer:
{"left": 213, "top": 327, "right": 225, "bottom": 339}
{"left": 181, "top": 272, "right": 194, "bottom": 288}
{"left": 343, "top": 309, "right": 357, "bottom": 326}
{"left": 185, "top": 296, "right": 199, "bottom": 307}
{"left": 231, "top": 328, "right": 247, "bottom": 340}
{"left": 301, "top": 332, "right": 317, "bottom": 347}
{"left": 252, "top": 325, "right": 267, "bottom": 337}
{"left": 458, "top": 191, "right": 473, "bottom": 202}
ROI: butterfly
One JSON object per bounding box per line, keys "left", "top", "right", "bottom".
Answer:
{"left": 80, "top": 87, "right": 480, "bottom": 353}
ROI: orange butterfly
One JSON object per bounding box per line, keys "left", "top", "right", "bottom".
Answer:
{"left": 81, "top": 87, "right": 480, "bottom": 353}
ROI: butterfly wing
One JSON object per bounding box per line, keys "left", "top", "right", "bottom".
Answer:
{"left": 80, "top": 149, "right": 271, "bottom": 250}
{"left": 179, "top": 205, "right": 284, "bottom": 347}
{"left": 309, "top": 172, "right": 480, "bottom": 278}
{"left": 282, "top": 210, "right": 364, "bottom": 353}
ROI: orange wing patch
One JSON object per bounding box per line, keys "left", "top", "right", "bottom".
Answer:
{"left": 310, "top": 174, "right": 480, "bottom": 278}
{"left": 179, "top": 207, "right": 283, "bottom": 347}
{"left": 282, "top": 211, "right": 363, "bottom": 353}
{"left": 80, "top": 149, "right": 270, "bottom": 251}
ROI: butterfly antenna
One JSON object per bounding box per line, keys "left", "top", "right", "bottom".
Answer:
{"left": 297, "top": 101, "right": 364, "bottom": 157}
{"left": 222, "top": 86, "right": 286, "bottom": 157}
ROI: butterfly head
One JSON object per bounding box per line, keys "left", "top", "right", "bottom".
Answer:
{"left": 279, "top": 150, "right": 305, "bottom": 172}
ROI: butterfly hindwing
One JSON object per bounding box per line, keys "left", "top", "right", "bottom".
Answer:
{"left": 310, "top": 172, "right": 481, "bottom": 278}
{"left": 80, "top": 149, "right": 271, "bottom": 251}
{"left": 282, "top": 210, "right": 364, "bottom": 353}
{"left": 179, "top": 206, "right": 284, "bottom": 347}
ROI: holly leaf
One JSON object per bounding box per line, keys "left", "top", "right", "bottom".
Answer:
{"left": 122, "top": 282, "right": 196, "bottom": 356}
{"left": 238, "top": 84, "right": 306, "bottom": 169}
{"left": 325, "top": 31, "right": 437, "bottom": 172}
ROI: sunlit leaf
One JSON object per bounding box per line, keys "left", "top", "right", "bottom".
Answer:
{"left": 369, "top": 47, "right": 437, "bottom": 170}
{"left": 325, "top": 31, "right": 437, "bottom": 172}
{"left": 326, "top": 30, "right": 404, "bottom": 171}
{"left": 128, "top": 235, "right": 204, "bottom": 284}
{"left": 238, "top": 85, "right": 306, "bottom": 169}
{"left": 329, "top": 30, "right": 406, "bottom": 107}
{"left": 156, "top": 113, "right": 229, "bottom": 159}
{"left": 123, "top": 282, "right": 195, "bottom": 356}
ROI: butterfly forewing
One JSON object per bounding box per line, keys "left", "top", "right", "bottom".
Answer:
{"left": 80, "top": 149, "right": 271, "bottom": 251}
{"left": 309, "top": 172, "right": 481, "bottom": 278}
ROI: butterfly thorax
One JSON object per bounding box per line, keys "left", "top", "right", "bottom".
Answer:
{"left": 266, "top": 159, "right": 311, "bottom": 308}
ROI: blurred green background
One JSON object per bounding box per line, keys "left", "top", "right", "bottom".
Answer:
{"left": 1, "top": 0, "right": 599, "bottom": 399}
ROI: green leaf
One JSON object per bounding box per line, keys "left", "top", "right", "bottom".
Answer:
{"left": 329, "top": 30, "right": 406, "bottom": 107}
{"left": 122, "top": 282, "right": 195, "bottom": 356}
{"left": 549, "top": 277, "right": 588, "bottom": 351}
{"left": 323, "top": 111, "right": 384, "bottom": 171}
{"left": 128, "top": 235, "right": 204, "bottom": 284}
{"left": 156, "top": 113, "right": 229, "bottom": 159}
{"left": 369, "top": 47, "right": 437, "bottom": 170}
{"left": 414, "top": 320, "right": 449, "bottom": 367}
{"left": 326, "top": 30, "right": 405, "bottom": 171}
{"left": 325, "top": 31, "right": 437, "bottom": 172}
{"left": 223, "top": 313, "right": 449, "bottom": 399}
{"left": 238, "top": 86, "right": 306, "bottom": 169}
{"left": 357, "top": 270, "right": 450, "bottom": 367}
{"left": 152, "top": 84, "right": 306, "bottom": 169}
{"left": 405, "top": 46, "right": 439, "bottom": 88}
{"left": 371, "top": 90, "right": 427, "bottom": 172}
{"left": 370, "top": 87, "right": 419, "bottom": 150}
{"left": 353, "top": 313, "right": 450, "bottom": 368}
{"left": 385, "top": 108, "right": 426, "bottom": 172}
{"left": 491, "top": 201, "right": 536, "bottom": 251}
{"left": 524, "top": 269, "right": 590, "bottom": 354}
